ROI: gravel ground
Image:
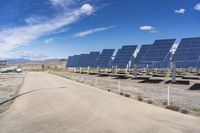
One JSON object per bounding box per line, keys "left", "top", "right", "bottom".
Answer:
{"left": 0, "top": 74, "right": 25, "bottom": 113}
{"left": 50, "top": 71, "right": 200, "bottom": 116}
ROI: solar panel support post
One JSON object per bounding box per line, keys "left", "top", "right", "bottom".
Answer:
{"left": 73, "top": 68, "right": 76, "bottom": 73}
{"left": 115, "top": 66, "right": 118, "bottom": 75}
{"left": 87, "top": 66, "right": 90, "bottom": 74}
{"left": 197, "top": 68, "right": 199, "bottom": 76}
{"left": 112, "top": 66, "right": 115, "bottom": 75}
{"left": 171, "top": 62, "right": 176, "bottom": 83}
{"left": 80, "top": 67, "right": 82, "bottom": 74}
{"left": 133, "top": 64, "right": 137, "bottom": 79}
{"left": 146, "top": 64, "right": 150, "bottom": 75}
{"left": 97, "top": 66, "right": 100, "bottom": 73}
{"left": 105, "top": 68, "right": 108, "bottom": 73}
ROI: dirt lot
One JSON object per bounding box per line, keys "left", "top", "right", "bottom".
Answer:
{"left": 50, "top": 71, "right": 200, "bottom": 116}
{"left": 0, "top": 74, "right": 24, "bottom": 113}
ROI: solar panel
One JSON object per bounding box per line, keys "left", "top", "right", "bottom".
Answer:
{"left": 112, "top": 45, "right": 137, "bottom": 68}
{"left": 66, "top": 56, "right": 74, "bottom": 67}
{"left": 66, "top": 55, "right": 80, "bottom": 67}
{"left": 131, "top": 45, "right": 151, "bottom": 68}
{"left": 87, "top": 51, "right": 100, "bottom": 68}
{"left": 172, "top": 37, "right": 200, "bottom": 68}
{"left": 140, "top": 39, "right": 175, "bottom": 68}
{"left": 77, "top": 54, "right": 89, "bottom": 67}
{"left": 95, "top": 49, "right": 115, "bottom": 68}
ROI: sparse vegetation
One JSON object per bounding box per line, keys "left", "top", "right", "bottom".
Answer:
{"left": 147, "top": 100, "right": 153, "bottom": 104}
{"left": 192, "top": 108, "right": 200, "bottom": 113}
{"left": 165, "top": 105, "right": 180, "bottom": 112}
{"left": 124, "top": 93, "right": 130, "bottom": 97}
{"left": 137, "top": 93, "right": 143, "bottom": 101}
{"left": 181, "top": 109, "right": 190, "bottom": 114}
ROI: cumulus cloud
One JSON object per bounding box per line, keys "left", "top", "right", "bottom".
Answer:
{"left": 80, "top": 3, "right": 93, "bottom": 15}
{"left": 194, "top": 3, "right": 200, "bottom": 11}
{"left": 174, "top": 8, "right": 186, "bottom": 14}
{"left": 0, "top": 4, "right": 94, "bottom": 55}
{"left": 74, "top": 25, "right": 115, "bottom": 37}
{"left": 140, "top": 25, "right": 159, "bottom": 33}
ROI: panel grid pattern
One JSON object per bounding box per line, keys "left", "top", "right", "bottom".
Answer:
{"left": 173, "top": 37, "right": 200, "bottom": 68}
{"left": 131, "top": 45, "right": 151, "bottom": 68}
{"left": 95, "top": 49, "right": 115, "bottom": 68}
{"left": 112, "top": 45, "right": 137, "bottom": 68}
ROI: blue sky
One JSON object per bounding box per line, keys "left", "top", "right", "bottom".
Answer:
{"left": 0, "top": 0, "right": 200, "bottom": 60}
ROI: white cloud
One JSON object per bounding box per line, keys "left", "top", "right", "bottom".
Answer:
{"left": 44, "top": 38, "right": 53, "bottom": 44}
{"left": 80, "top": 3, "right": 93, "bottom": 15}
{"left": 0, "top": 4, "right": 94, "bottom": 55}
{"left": 49, "top": 0, "right": 75, "bottom": 7}
{"left": 140, "top": 25, "right": 155, "bottom": 31}
{"left": 194, "top": 3, "right": 200, "bottom": 11}
{"left": 74, "top": 25, "right": 115, "bottom": 37}
{"left": 174, "top": 8, "right": 186, "bottom": 14}
{"left": 140, "top": 25, "right": 159, "bottom": 33}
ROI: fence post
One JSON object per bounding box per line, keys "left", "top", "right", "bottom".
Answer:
{"left": 167, "top": 86, "right": 170, "bottom": 106}
{"left": 118, "top": 81, "right": 121, "bottom": 93}
{"left": 95, "top": 77, "right": 97, "bottom": 87}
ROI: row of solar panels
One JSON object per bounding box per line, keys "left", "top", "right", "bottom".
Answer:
{"left": 66, "top": 37, "right": 200, "bottom": 69}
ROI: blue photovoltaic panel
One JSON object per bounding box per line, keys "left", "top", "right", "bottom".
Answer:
{"left": 140, "top": 39, "right": 175, "bottom": 68}
{"left": 66, "top": 56, "right": 74, "bottom": 67}
{"left": 77, "top": 54, "right": 89, "bottom": 67}
{"left": 66, "top": 55, "right": 80, "bottom": 67}
{"left": 131, "top": 45, "right": 151, "bottom": 68}
{"left": 95, "top": 49, "right": 115, "bottom": 68}
{"left": 112, "top": 45, "right": 137, "bottom": 68}
{"left": 172, "top": 37, "right": 200, "bottom": 68}
{"left": 87, "top": 51, "right": 100, "bottom": 67}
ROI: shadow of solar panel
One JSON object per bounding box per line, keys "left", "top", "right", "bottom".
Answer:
{"left": 95, "top": 49, "right": 115, "bottom": 68}
{"left": 172, "top": 37, "right": 200, "bottom": 68}
{"left": 140, "top": 39, "right": 175, "bottom": 68}
{"left": 112, "top": 45, "right": 137, "bottom": 68}
{"left": 131, "top": 45, "right": 151, "bottom": 68}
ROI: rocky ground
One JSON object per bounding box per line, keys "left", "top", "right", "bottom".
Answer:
{"left": 50, "top": 71, "right": 200, "bottom": 117}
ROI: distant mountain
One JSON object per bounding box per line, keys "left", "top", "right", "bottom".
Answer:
{"left": 6, "top": 58, "right": 31, "bottom": 64}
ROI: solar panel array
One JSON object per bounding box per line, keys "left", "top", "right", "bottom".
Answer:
{"left": 140, "top": 39, "right": 175, "bottom": 68}
{"left": 172, "top": 37, "right": 200, "bottom": 68}
{"left": 95, "top": 49, "right": 115, "bottom": 68}
{"left": 66, "top": 37, "right": 200, "bottom": 69}
{"left": 131, "top": 45, "right": 151, "bottom": 68}
{"left": 112, "top": 45, "right": 137, "bottom": 68}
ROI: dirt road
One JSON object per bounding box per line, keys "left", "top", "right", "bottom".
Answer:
{"left": 0, "top": 72, "right": 199, "bottom": 133}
